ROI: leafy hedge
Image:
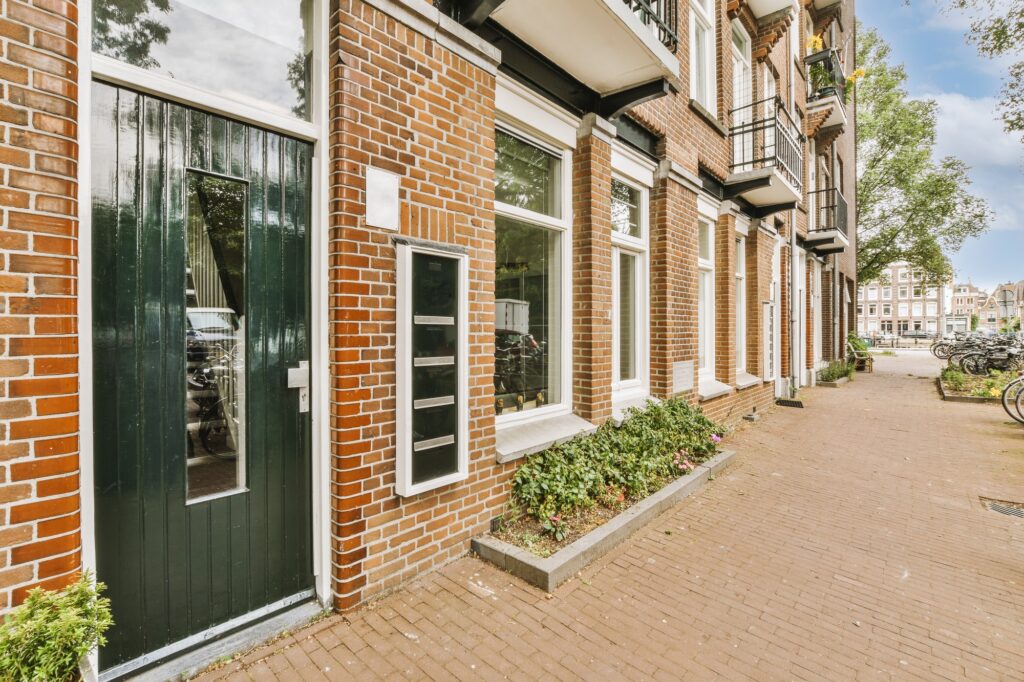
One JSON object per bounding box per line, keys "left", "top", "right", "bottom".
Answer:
{"left": 0, "top": 572, "right": 112, "bottom": 681}
{"left": 511, "top": 398, "right": 723, "bottom": 522}
{"left": 817, "top": 360, "right": 854, "bottom": 382}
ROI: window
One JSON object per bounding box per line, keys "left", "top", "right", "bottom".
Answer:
{"left": 899, "top": 286, "right": 908, "bottom": 298}
{"left": 882, "top": 287, "right": 891, "bottom": 299}
{"left": 185, "top": 173, "right": 247, "bottom": 501}
{"left": 868, "top": 304, "right": 876, "bottom": 316}
{"left": 912, "top": 302, "right": 923, "bottom": 316}
{"left": 395, "top": 244, "right": 469, "bottom": 496}
{"left": 735, "top": 236, "right": 747, "bottom": 374}
{"left": 690, "top": 0, "right": 716, "bottom": 114}
{"left": 882, "top": 320, "right": 893, "bottom": 333}
{"left": 494, "top": 129, "right": 568, "bottom": 418}
{"left": 93, "top": 0, "right": 315, "bottom": 121}
{"left": 611, "top": 178, "right": 648, "bottom": 394}
{"left": 697, "top": 216, "right": 715, "bottom": 379}
{"left": 857, "top": 286, "right": 865, "bottom": 300}
{"left": 882, "top": 304, "right": 892, "bottom": 316}
{"left": 927, "top": 302, "right": 937, "bottom": 316}
{"left": 899, "top": 303, "right": 909, "bottom": 316}
{"left": 867, "top": 287, "right": 878, "bottom": 300}
{"left": 899, "top": 271, "right": 909, "bottom": 281}
{"left": 857, "top": 304, "right": 863, "bottom": 316}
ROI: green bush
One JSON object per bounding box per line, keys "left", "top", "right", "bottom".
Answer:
{"left": 941, "top": 366, "right": 967, "bottom": 392}
{"left": 0, "top": 573, "right": 112, "bottom": 682}
{"left": 511, "top": 398, "right": 723, "bottom": 523}
{"left": 847, "top": 331, "right": 868, "bottom": 352}
{"left": 817, "top": 360, "right": 854, "bottom": 382}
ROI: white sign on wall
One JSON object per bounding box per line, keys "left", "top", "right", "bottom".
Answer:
{"left": 365, "top": 167, "right": 401, "bottom": 231}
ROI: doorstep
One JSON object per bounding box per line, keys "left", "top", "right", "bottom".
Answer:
{"left": 472, "top": 450, "right": 736, "bottom": 593}
{"left": 817, "top": 376, "right": 850, "bottom": 388}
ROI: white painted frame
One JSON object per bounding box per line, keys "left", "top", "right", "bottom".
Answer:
{"left": 690, "top": 0, "right": 718, "bottom": 115}
{"left": 735, "top": 234, "right": 747, "bottom": 374}
{"left": 610, "top": 176, "right": 649, "bottom": 399}
{"left": 394, "top": 242, "right": 470, "bottom": 497}
{"left": 697, "top": 197, "right": 717, "bottom": 382}
{"left": 493, "top": 120, "right": 574, "bottom": 428}
{"left": 77, "top": 0, "right": 333, "bottom": 677}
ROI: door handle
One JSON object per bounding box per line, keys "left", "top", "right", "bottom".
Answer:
{"left": 288, "top": 361, "right": 310, "bottom": 413}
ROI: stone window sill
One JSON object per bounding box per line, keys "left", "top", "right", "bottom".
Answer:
{"left": 611, "top": 393, "right": 658, "bottom": 427}
{"left": 736, "top": 373, "right": 762, "bottom": 390}
{"left": 495, "top": 412, "right": 597, "bottom": 464}
{"left": 688, "top": 99, "right": 728, "bottom": 138}
{"left": 698, "top": 378, "right": 733, "bottom": 402}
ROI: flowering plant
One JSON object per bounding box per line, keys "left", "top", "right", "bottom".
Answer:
{"left": 806, "top": 34, "right": 824, "bottom": 52}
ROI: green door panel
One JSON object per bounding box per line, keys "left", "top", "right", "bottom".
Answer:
{"left": 91, "top": 81, "right": 313, "bottom": 671}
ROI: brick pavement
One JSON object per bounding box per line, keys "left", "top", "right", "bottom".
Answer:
{"left": 195, "top": 354, "right": 1024, "bottom": 681}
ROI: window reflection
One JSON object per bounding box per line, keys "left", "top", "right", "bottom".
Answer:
{"left": 93, "top": 0, "right": 313, "bottom": 120}
{"left": 186, "top": 173, "right": 246, "bottom": 500}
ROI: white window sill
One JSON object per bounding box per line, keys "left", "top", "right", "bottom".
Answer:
{"left": 698, "top": 378, "right": 733, "bottom": 402}
{"left": 495, "top": 412, "right": 597, "bottom": 464}
{"left": 611, "top": 393, "right": 658, "bottom": 427}
{"left": 735, "top": 373, "right": 762, "bottom": 390}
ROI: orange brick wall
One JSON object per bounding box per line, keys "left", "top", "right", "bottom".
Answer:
{"left": 0, "top": 0, "right": 81, "bottom": 610}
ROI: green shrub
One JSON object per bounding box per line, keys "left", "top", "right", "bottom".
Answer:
{"left": 817, "top": 360, "right": 854, "bottom": 382}
{"left": 941, "top": 366, "right": 967, "bottom": 392}
{"left": 511, "top": 398, "right": 723, "bottom": 523}
{"left": 0, "top": 573, "right": 112, "bottom": 682}
{"left": 970, "top": 370, "right": 1012, "bottom": 398}
{"left": 847, "top": 331, "right": 868, "bottom": 352}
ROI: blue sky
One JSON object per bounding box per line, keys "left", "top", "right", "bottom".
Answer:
{"left": 858, "top": 0, "right": 1024, "bottom": 292}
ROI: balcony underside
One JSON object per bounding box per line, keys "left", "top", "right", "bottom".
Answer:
{"left": 725, "top": 167, "right": 802, "bottom": 208}
{"left": 807, "top": 94, "right": 847, "bottom": 131}
{"left": 813, "top": 0, "right": 843, "bottom": 8}
{"left": 747, "top": 0, "right": 798, "bottom": 19}
{"left": 805, "top": 228, "right": 850, "bottom": 255}
{"left": 489, "top": 0, "right": 680, "bottom": 96}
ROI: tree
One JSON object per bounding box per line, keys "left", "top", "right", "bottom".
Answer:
{"left": 93, "top": 0, "right": 171, "bottom": 69}
{"left": 971, "top": 313, "right": 979, "bottom": 331}
{"left": 856, "top": 26, "right": 992, "bottom": 286}
{"left": 944, "top": 0, "right": 1024, "bottom": 140}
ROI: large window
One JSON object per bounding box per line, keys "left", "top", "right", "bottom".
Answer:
{"left": 612, "top": 178, "right": 648, "bottom": 395}
{"left": 494, "top": 129, "right": 567, "bottom": 417}
{"left": 93, "top": 0, "right": 315, "bottom": 120}
{"left": 698, "top": 216, "right": 715, "bottom": 380}
{"left": 690, "top": 0, "right": 716, "bottom": 114}
{"left": 735, "top": 236, "right": 747, "bottom": 374}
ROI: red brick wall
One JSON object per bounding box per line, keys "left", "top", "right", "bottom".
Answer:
{"left": 0, "top": 0, "right": 81, "bottom": 610}
{"left": 327, "top": 0, "right": 505, "bottom": 609}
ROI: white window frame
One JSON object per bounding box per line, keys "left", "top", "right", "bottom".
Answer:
{"left": 735, "top": 233, "right": 747, "bottom": 374}
{"left": 493, "top": 119, "right": 574, "bottom": 427}
{"left": 697, "top": 198, "right": 717, "bottom": 382}
{"left": 899, "top": 303, "right": 909, "bottom": 316}
{"left": 610, "top": 154, "right": 652, "bottom": 402}
{"left": 395, "top": 242, "right": 470, "bottom": 497}
{"left": 882, "top": 304, "right": 891, "bottom": 316}
{"left": 882, "top": 286, "right": 891, "bottom": 299}
{"left": 690, "top": 0, "right": 717, "bottom": 115}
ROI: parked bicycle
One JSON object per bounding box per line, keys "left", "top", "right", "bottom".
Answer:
{"left": 934, "top": 332, "right": 1024, "bottom": 376}
{"left": 1002, "top": 373, "right": 1024, "bottom": 425}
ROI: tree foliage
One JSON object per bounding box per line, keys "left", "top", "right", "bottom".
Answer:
{"left": 945, "top": 0, "right": 1024, "bottom": 139}
{"left": 856, "top": 26, "right": 992, "bottom": 285}
{"left": 92, "top": 0, "right": 171, "bottom": 69}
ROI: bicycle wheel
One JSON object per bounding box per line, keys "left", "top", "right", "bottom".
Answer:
{"left": 962, "top": 354, "right": 988, "bottom": 376}
{"left": 1003, "top": 377, "right": 1024, "bottom": 424}
{"left": 932, "top": 343, "right": 952, "bottom": 359}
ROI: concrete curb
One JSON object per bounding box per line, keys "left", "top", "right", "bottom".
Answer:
{"left": 817, "top": 376, "right": 850, "bottom": 388}
{"left": 472, "top": 450, "right": 736, "bottom": 593}
{"left": 935, "top": 377, "right": 1000, "bottom": 403}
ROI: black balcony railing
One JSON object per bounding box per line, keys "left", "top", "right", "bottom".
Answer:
{"left": 809, "top": 187, "right": 848, "bottom": 236}
{"left": 623, "top": 0, "right": 680, "bottom": 52}
{"left": 729, "top": 96, "right": 804, "bottom": 192}
{"left": 804, "top": 49, "right": 847, "bottom": 105}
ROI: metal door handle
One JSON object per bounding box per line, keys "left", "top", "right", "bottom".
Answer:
{"left": 288, "top": 361, "right": 310, "bottom": 412}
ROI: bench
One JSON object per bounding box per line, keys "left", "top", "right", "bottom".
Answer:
{"left": 847, "top": 342, "right": 874, "bottom": 373}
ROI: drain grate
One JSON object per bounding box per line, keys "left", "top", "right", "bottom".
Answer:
{"left": 980, "top": 497, "right": 1024, "bottom": 518}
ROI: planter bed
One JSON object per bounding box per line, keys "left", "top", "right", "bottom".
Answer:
{"left": 817, "top": 376, "right": 850, "bottom": 388}
{"left": 472, "top": 450, "right": 735, "bottom": 593}
{"left": 935, "top": 377, "right": 1001, "bottom": 403}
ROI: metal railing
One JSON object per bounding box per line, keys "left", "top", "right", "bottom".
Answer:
{"left": 805, "top": 49, "right": 847, "bottom": 106}
{"left": 809, "top": 187, "right": 848, "bottom": 236}
{"left": 729, "top": 96, "right": 804, "bottom": 192}
{"left": 623, "top": 0, "right": 680, "bottom": 52}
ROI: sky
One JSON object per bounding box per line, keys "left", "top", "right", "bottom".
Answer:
{"left": 857, "top": 0, "right": 1024, "bottom": 293}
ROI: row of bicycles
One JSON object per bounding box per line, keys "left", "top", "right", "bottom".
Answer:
{"left": 931, "top": 332, "right": 1024, "bottom": 424}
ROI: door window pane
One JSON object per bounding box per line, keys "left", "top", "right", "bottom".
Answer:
{"left": 494, "top": 216, "right": 560, "bottom": 414}
{"left": 93, "top": 0, "right": 314, "bottom": 120}
{"left": 698, "top": 220, "right": 712, "bottom": 262}
{"left": 618, "top": 252, "right": 637, "bottom": 381}
{"left": 186, "top": 173, "right": 246, "bottom": 500}
{"left": 612, "top": 180, "right": 641, "bottom": 238}
{"left": 495, "top": 131, "right": 561, "bottom": 218}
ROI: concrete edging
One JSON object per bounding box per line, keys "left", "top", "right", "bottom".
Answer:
{"left": 817, "top": 376, "right": 850, "bottom": 388}
{"left": 935, "top": 377, "right": 1000, "bottom": 403}
{"left": 472, "top": 450, "right": 736, "bottom": 593}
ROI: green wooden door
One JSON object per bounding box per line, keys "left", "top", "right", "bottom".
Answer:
{"left": 91, "top": 82, "right": 313, "bottom": 673}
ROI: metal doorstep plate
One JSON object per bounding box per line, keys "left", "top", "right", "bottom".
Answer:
{"left": 980, "top": 496, "right": 1024, "bottom": 518}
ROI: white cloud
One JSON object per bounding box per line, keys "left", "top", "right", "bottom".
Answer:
{"left": 927, "top": 93, "right": 1022, "bottom": 169}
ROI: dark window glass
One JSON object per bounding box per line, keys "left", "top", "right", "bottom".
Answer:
{"left": 413, "top": 365, "right": 456, "bottom": 401}
{"left": 495, "top": 130, "right": 561, "bottom": 217}
{"left": 185, "top": 173, "right": 247, "bottom": 500}
{"left": 93, "top": 0, "right": 314, "bottom": 120}
{"left": 413, "top": 443, "right": 458, "bottom": 487}
{"left": 494, "top": 215, "right": 560, "bottom": 414}
{"left": 413, "top": 254, "right": 458, "bottom": 318}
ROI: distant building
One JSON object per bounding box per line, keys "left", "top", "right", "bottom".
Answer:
{"left": 977, "top": 281, "right": 1024, "bottom": 332}
{"left": 947, "top": 283, "right": 987, "bottom": 332}
{"left": 857, "top": 262, "right": 947, "bottom": 336}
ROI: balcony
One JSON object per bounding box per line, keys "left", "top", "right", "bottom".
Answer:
{"left": 445, "top": 0, "right": 680, "bottom": 98}
{"left": 805, "top": 49, "right": 848, "bottom": 130}
{"left": 805, "top": 187, "right": 850, "bottom": 254}
{"left": 811, "top": 0, "right": 843, "bottom": 8}
{"left": 725, "top": 96, "right": 804, "bottom": 210}
{"left": 747, "top": 0, "right": 798, "bottom": 19}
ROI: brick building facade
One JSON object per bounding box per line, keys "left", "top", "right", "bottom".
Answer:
{"left": 0, "top": 0, "right": 857, "bottom": 677}
{"left": 857, "top": 261, "right": 946, "bottom": 337}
